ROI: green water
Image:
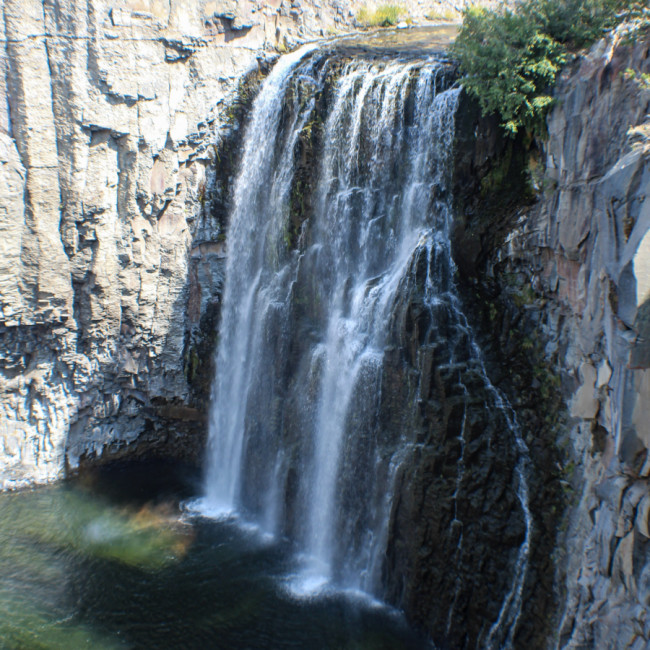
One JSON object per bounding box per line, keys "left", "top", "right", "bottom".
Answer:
{"left": 0, "top": 462, "right": 429, "bottom": 649}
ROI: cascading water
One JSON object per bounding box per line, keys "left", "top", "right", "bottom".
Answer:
{"left": 196, "top": 41, "right": 532, "bottom": 648}
{"left": 201, "top": 43, "right": 321, "bottom": 513}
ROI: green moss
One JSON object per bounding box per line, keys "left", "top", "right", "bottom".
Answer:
{"left": 513, "top": 284, "right": 537, "bottom": 308}
{"left": 479, "top": 139, "right": 537, "bottom": 204}
{"left": 528, "top": 354, "right": 563, "bottom": 404}
{"left": 522, "top": 337, "right": 535, "bottom": 351}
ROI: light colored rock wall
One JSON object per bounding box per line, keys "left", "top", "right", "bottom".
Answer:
{"left": 0, "top": 0, "right": 497, "bottom": 488}
{"left": 0, "top": 0, "right": 370, "bottom": 489}
{"left": 498, "top": 30, "right": 650, "bottom": 649}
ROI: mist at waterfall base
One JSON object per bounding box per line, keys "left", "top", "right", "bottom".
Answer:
{"left": 0, "top": 461, "right": 427, "bottom": 649}
{"left": 190, "top": 37, "right": 531, "bottom": 649}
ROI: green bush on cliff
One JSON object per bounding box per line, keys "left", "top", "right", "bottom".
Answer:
{"left": 452, "top": 8, "right": 566, "bottom": 137}
{"left": 523, "top": 0, "right": 635, "bottom": 47}
{"left": 451, "top": 0, "right": 640, "bottom": 137}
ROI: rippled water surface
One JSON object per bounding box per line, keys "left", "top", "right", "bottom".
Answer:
{"left": 0, "top": 462, "right": 429, "bottom": 649}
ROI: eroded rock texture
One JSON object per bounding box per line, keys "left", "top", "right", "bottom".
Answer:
{"left": 544, "top": 34, "right": 650, "bottom": 650}
{"left": 465, "top": 31, "right": 650, "bottom": 648}
{"left": 0, "top": 0, "right": 363, "bottom": 489}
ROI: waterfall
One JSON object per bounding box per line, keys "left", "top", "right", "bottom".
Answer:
{"left": 197, "top": 42, "right": 532, "bottom": 648}
{"left": 202, "top": 43, "right": 321, "bottom": 513}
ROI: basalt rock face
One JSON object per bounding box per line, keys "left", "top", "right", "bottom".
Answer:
{"left": 0, "top": 0, "right": 364, "bottom": 489}
{"left": 541, "top": 33, "right": 650, "bottom": 650}
{"left": 455, "top": 31, "right": 650, "bottom": 649}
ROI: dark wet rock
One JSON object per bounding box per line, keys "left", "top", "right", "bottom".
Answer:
{"left": 454, "top": 29, "right": 650, "bottom": 650}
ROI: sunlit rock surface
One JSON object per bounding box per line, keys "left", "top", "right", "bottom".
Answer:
{"left": 0, "top": 0, "right": 368, "bottom": 488}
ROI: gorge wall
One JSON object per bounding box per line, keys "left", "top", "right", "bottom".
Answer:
{"left": 0, "top": 0, "right": 368, "bottom": 489}
{"left": 1, "top": 0, "right": 649, "bottom": 648}
{"left": 529, "top": 33, "right": 650, "bottom": 649}
{"left": 454, "top": 28, "right": 650, "bottom": 648}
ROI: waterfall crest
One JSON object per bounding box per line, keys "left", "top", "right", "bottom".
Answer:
{"left": 198, "top": 44, "right": 532, "bottom": 648}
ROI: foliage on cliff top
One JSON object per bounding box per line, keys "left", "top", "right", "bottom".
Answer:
{"left": 451, "top": 0, "right": 643, "bottom": 137}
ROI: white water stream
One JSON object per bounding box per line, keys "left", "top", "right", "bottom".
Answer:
{"left": 196, "top": 43, "right": 532, "bottom": 648}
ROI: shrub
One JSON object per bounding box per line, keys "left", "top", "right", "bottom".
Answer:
{"left": 522, "top": 0, "right": 636, "bottom": 47}
{"left": 624, "top": 67, "right": 650, "bottom": 91}
{"left": 452, "top": 7, "right": 566, "bottom": 137}
{"left": 452, "top": 0, "right": 641, "bottom": 137}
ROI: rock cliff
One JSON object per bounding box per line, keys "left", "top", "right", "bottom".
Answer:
{"left": 0, "top": 0, "right": 369, "bottom": 489}
{"left": 2, "top": 2, "right": 649, "bottom": 647}
{"left": 456, "top": 27, "right": 650, "bottom": 648}
{"left": 537, "top": 32, "right": 650, "bottom": 650}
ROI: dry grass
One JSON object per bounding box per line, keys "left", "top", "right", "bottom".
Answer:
{"left": 629, "top": 119, "right": 650, "bottom": 152}
{"left": 425, "top": 8, "right": 460, "bottom": 22}
{"left": 356, "top": 4, "right": 409, "bottom": 27}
